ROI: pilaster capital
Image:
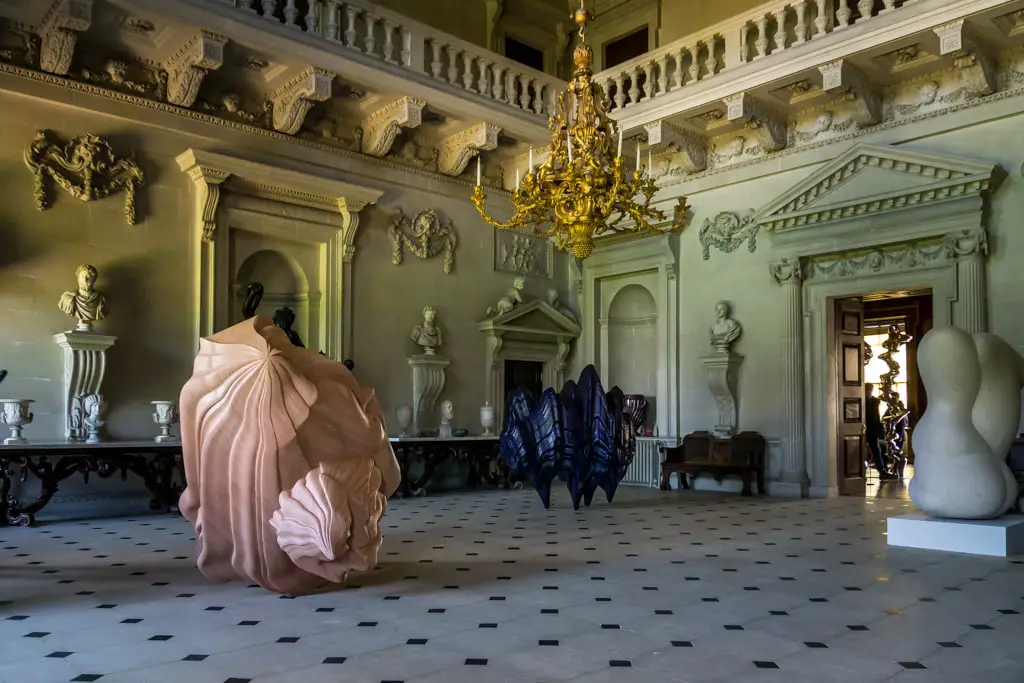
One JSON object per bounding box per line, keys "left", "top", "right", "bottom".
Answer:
{"left": 769, "top": 258, "right": 803, "bottom": 286}
{"left": 943, "top": 229, "right": 988, "bottom": 259}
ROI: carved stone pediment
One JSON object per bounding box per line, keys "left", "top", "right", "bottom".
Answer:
{"left": 753, "top": 143, "right": 1001, "bottom": 243}
{"left": 479, "top": 299, "right": 581, "bottom": 338}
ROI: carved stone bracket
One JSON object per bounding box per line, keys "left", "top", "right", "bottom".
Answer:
{"left": 338, "top": 197, "right": 372, "bottom": 263}
{"left": 819, "top": 60, "right": 882, "bottom": 126}
{"left": 934, "top": 20, "right": 998, "bottom": 99}
{"left": 24, "top": 129, "right": 145, "bottom": 224}
{"left": 700, "top": 351, "right": 744, "bottom": 437}
{"left": 769, "top": 257, "right": 803, "bottom": 285}
{"left": 698, "top": 210, "right": 757, "bottom": 261}
{"left": 182, "top": 165, "right": 230, "bottom": 243}
{"left": 436, "top": 122, "right": 500, "bottom": 176}
{"left": 361, "top": 96, "right": 425, "bottom": 157}
{"left": 388, "top": 208, "right": 458, "bottom": 273}
{"left": 644, "top": 120, "right": 707, "bottom": 174}
{"left": 270, "top": 67, "right": 335, "bottom": 134}
{"left": 723, "top": 93, "right": 787, "bottom": 152}
{"left": 37, "top": 0, "right": 93, "bottom": 75}
{"left": 164, "top": 30, "right": 227, "bottom": 107}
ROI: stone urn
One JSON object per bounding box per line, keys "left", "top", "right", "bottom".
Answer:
{"left": 0, "top": 399, "right": 34, "bottom": 445}
{"left": 480, "top": 402, "right": 496, "bottom": 436}
{"left": 151, "top": 400, "right": 179, "bottom": 443}
{"left": 395, "top": 405, "right": 412, "bottom": 437}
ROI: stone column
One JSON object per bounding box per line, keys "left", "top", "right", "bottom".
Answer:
{"left": 770, "top": 258, "right": 809, "bottom": 497}
{"left": 947, "top": 230, "right": 988, "bottom": 335}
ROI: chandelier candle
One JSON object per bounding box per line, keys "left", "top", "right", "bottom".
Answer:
{"left": 471, "top": 0, "right": 688, "bottom": 261}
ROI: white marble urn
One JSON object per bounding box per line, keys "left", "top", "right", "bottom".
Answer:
{"left": 480, "top": 402, "right": 496, "bottom": 436}
{"left": 395, "top": 405, "right": 412, "bottom": 437}
{"left": 151, "top": 401, "right": 179, "bottom": 443}
{"left": 0, "top": 399, "right": 34, "bottom": 445}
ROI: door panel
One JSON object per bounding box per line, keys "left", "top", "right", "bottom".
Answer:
{"left": 836, "top": 300, "right": 867, "bottom": 496}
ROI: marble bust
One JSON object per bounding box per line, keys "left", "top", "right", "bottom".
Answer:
{"left": 709, "top": 300, "right": 742, "bottom": 353}
{"left": 58, "top": 264, "right": 108, "bottom": 331}
{"left": 411, "top": 305, "right": 442, "bottom": 355}
{"left": 439, "top": 399, "right": 454, "bottom": 439}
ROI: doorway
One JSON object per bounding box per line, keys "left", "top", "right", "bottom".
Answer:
{"left": 504, "top": 360, "right": 544, "bottom": 404}
{"left": 832, "top": 289, "right": 932, "bottom": 496}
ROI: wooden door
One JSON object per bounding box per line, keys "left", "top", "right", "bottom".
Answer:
{"left": 504, "top": 360, "right": 544, "bottom": 402}
{"left": 836, "top": 299, "right": 867, "bottom": 496}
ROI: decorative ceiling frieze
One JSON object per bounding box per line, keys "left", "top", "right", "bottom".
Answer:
{"left": 819, "top": 59, "right": 883, "bottom": 127}
{"left": 436, "top": 122, "right": 500, "bottom": 176}
{"left": 37, "top": 0, "right": 93, "bottom": 75}
{"left": 933, "top": 19, "right": 999, "bottom": 99}
{"left": 164, "top": 30, "right": 227, "bottom": 107}
{"left": 644, "top": 120, "right": 707, "bottom": 174}
{"left": 361, "top": 96, "right": 425, "bottom": 157}
{"left": 723, "top": 92, "right": 787, "bottom": 153}
{"left": 270, "top": 66, "right": 334, "bottom": 134}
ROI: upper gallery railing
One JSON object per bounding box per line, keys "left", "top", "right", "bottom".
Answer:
{"left": 594, "top": 0, "right": 911, "bottom": 112}
{"left": 202, "top": 0, "right": 565, "bottom": 117}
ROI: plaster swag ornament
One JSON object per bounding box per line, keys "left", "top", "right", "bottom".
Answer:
{"left": 410, "top": 305, "right": 443, "bottom": 355}
{"left": 698, "top": 210, "right": 757, "bottom": 261}
{"left": 388, "top": 208, "right": 457, "bottom": 274}
{"left": 24, "top": 129, "right": 145, "bottom": 224}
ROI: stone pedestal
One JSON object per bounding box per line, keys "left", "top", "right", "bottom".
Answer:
{"left": 54, "top": 330, "right": 116, "bottom": 441}
{"left": 408, "top": 354, "right": 449, "bottom": 437}
{"left": 700, "top": 351, "right": 743, "bottom": 437}
{"left": 887, "top": 513, "right": 1024, "bottom": 557}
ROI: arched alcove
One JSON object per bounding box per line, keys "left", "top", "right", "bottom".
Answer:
{"left": 233, "top": 249, "right": 311, "bottom": 342}
{"left": 606, "top": 283, "right": 658, "bottom": 400}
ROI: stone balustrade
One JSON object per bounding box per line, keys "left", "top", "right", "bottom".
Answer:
{"left": 595, "top": 0, "right": 911, "bottom": 114}
{"left": 203, "top": 0, "right": 563, "bottom": 118}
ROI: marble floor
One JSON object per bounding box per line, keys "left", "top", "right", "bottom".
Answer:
{"left": 1, "top": 487, "right": 1022, "bottom": 683}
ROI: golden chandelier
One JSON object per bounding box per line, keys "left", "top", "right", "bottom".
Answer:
{"left": 472, "top": 1, "right": 687, "bottom": 261}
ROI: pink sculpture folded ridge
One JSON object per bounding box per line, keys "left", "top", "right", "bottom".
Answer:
{"left": 178, "top": 315, "right": 401, "bottom": 595}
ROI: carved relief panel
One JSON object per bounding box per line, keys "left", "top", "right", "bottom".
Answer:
{"left": 493, "top": 231, "right": 553, "bottom": 279}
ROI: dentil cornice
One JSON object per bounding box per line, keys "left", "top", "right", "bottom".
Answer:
{"left": 270, "top": 66, "right": 335, "bottom": 135}
{"left": 361, "top": 96, "right": 426, "bottom": 157}
{"left": 436, "top": 122, "right": 500, "bottom": 176}
{"left": 37, "top": 0, "right": 93, "bottom": 76}
{"left": 644, "top": 120, "right": 707, "bottom": 174}
{"left": 934, "top": 19, "right": 999, "bottom": 99}
{"left": 724, "top": 93, "right": 787, "bottom": 153}
{"left": 163, "top": 30, "right": 227, "bottom": 108}
{"left": 819, "top": 60, "right": 883, "bottom": 127}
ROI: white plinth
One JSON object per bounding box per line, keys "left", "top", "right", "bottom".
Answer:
{"left": 408, "top": 354, "right": 449, "bottom": 438}
{"left": 54, "top": 329, "right": 116, "bottom": 441}
{"left": 887, "top": 512, "right": 1024, "bottom": 557}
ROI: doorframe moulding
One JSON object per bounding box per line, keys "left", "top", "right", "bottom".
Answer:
{"left": 175, "top": 148, "right": 383, "bottom": 359}
{"left": 579, "top": 234, "right": 679, "bottom": 439}
{"left": 754, "top": 141, "right": 1003, "bottom": 498}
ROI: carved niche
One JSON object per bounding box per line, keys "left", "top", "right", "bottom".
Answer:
{"left": 698, "top": 210, "right": 757, "bottom": 261}
{"left": 23, "top": 129, "right": 145, "bottom": 224}
{"left": 388, "top": 208, "right": 458, "bottom": 274}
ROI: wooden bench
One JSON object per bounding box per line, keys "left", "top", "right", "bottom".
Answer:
{"left": 660, "top": 430, "right": 766, "bottom": 496}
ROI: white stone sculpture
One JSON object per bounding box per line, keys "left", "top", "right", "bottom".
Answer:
{"left": 58, "top": 264, "right": 109, "bottom": 331}
{"left": 486, "top": 276, "right": 525, "bottom": 318}
{"left": 395, "top": 405, "right": 412, "bottom": 437}
{"left": 152, "top": 400, "right": 179, "bottom": 443}
{"left": 709, "top": 300, "right": 742, "bottom": 353}
{"left": 410, "top": 305, "right": 443, "bottom": 355}
{"left": 0, "top": 399, "right": 34, "bottom": 445}
{"left": 439, "top": 399, "right": 454, "bottom": 439}
{"left": 83, "top": 393, "right": 105, "bottom": 444}
{"left": 545, "top": 289, "right": 577, "bottom": 323}
{"left": 909, "top": 327, "right": 1020, "bottom": 519}
{"left": 480, "top": 402, "right": 496, "bottom": 436}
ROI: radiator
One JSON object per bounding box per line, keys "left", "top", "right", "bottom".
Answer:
{"left": 621, "top": 436, "right": 666, "bottom": 488}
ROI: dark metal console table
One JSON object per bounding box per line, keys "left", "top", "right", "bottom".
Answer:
{"left": 388, "top": 436, "right": 515, "bottom": 497}
{"left": 0, "top": 441, "right": 184, "bottom": 526}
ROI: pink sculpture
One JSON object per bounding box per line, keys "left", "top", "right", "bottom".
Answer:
{"left": 178, "top": 316, "right": 401, "bottom": 595}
